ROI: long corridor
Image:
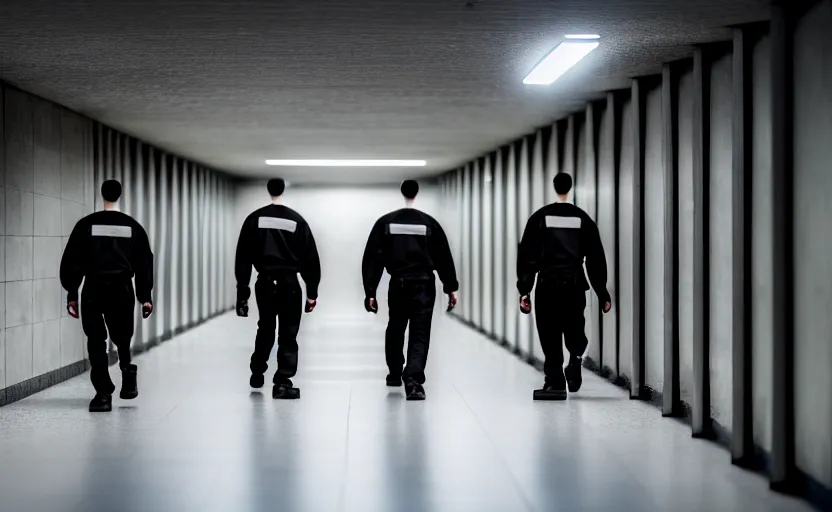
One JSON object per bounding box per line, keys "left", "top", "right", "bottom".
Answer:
{"left": 0, "top": 311, "right": 814, "bottom": 512}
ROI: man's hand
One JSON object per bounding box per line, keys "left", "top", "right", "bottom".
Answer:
{"left": 67, "top": 301, "right": 79, "bottom": 319}
{"left": 446, "top": 292, "right": 457, "bottom": 312}
{"left": 364, "top": 297, "right": 378, "bottom": 314}
{"left": 142, "top": 302, "right": 153, "bottom": 319}
{"left": 519, "top": 295, "right": 532, "bottom": 315}
{"left": 305, "top": 299, "right": 317, "bottom": 313}
{"left": 236, "top": 300, "right": 249, "bottom": 317}
{"left": 603, "top": 301, "right": 612, "bottom": 314}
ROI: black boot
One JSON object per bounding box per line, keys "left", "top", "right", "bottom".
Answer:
{"left": 250, "top": 374, "right": 265, "bottom": 389}
{"left": 120, "top": 364, "right": 138, "bottom": 400}
{"left": 273, "top": 381, "right": 300, "bottom": 400}
{"left": 89, "top": 394, "right": 113, "bottom": 412}
{"left": 405, "top": 381, "right": 426, "bottom": 401}
{"left": 565, "top": 357, "right": 583, "bottom": 393}
{"left": 533, "top": 382, "right": 567, "bottom": 401}
{"left": 386, "top": 374, "right": 402, "bottom": 387}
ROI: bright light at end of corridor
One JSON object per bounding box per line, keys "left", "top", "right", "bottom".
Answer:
{"left": 523, "top": 38, "right": 600, "bottom": 86}
{"left": 265, "top": 159, "right": 427, "bottom": 167}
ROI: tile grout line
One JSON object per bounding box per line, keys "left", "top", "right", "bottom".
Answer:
{"left": 452, "top": 382, "right": 537, "bottom": 512}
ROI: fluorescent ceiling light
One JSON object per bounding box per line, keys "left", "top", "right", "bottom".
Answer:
{"left": 523, "top": 39, "right": 600, "bottom": 85}
{"left": 265, "top": 159, "right": 426, "bottom": 167}
{"left": 565, "top": 34, "right": 600, "bottom": 40}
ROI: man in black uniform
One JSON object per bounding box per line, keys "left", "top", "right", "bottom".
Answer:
{"left": 362, "top": 180, "right": 458, "bottom": 401}
{"left": 235, "top": 178, "right": 321, "bottom": 399}
{"left": 517, "top": 173, "right": 612, "bottom": 401}
{"left": 60, "top": 180, "right": 154, "bottom": 412}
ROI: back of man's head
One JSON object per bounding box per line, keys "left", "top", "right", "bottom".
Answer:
{"left": 267, "top": 178, "right": 286, "bottom": 197}
{"left": 553, "top": 173, "right": 573, "bottom": 196}
{"left": 401, "top": 180, "right": 419, "bottom": 200}
{"left": 101, "top": 180, "right": 122, "bottom": 202}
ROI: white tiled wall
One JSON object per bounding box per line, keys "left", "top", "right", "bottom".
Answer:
{"left": 1, "top": 86, "right": 93, "bottom": 389}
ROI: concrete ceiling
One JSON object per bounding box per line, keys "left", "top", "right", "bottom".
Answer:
{"left": 0, "top": 0, "right": 769, "bottom": 184}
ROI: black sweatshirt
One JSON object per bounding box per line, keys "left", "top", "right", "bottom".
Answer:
{"left": 362, "top": 207, "right": 458, "bottom": 298}
{"left": 60, "top": 210, "right": 154, "bottom": 304}
{"left": 517, "top": 202, "right": 610, "bottom": 303}
{"left": 235, "top": 204, "right": 321, "bottom": 301}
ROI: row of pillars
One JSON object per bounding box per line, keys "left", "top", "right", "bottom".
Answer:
{"left": 617, "top": 5, "right": 797, "bottom": 492}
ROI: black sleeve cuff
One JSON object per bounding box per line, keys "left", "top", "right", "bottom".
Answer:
{"left": 237, "top": 285, "right": 251, "bottom": 302}
{"left": 442, "top": 281, "right": 459, "bottom": 294}
{"left": 67, "top": 292, "right": 78, "bottom": 303}
{"left": 517, "top": 280, "right": 534, "bottom": 296}
{"left": 306, "top": 287, "right": 318, "bottom": 300}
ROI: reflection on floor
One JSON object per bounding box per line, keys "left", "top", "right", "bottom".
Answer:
{"left": 0, "top": 311, "right": 815, "bottom": 512}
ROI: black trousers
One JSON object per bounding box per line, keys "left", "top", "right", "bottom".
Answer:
{"left": 81, "top": 279, "right": 135, "bottom": 395}
{"left": 534, "top": 278, "right": 588, "bottom": 385}
{"left": 385, "top": 277, "right": 436, "bottom": 384}
{"left": 250, "top": 275, "right": 303, "bottom": 385}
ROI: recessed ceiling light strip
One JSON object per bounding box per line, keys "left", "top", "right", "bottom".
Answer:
{"left": 523, "top": 35, "right": 600, "bottom": 85}
{"left": 564, "top": 34, "right": 600, "bottom": 40}
{"left": 265, "top": 159, "right": 427, "bottom": 167}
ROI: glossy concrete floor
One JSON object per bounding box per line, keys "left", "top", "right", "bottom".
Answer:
{"left": 0, "top": 310, "right": 816, "bottom": 512}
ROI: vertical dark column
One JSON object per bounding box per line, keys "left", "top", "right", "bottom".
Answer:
{"left": 769, "top": 1, "right": 795, "bottom": 491}
{"left": 631, "top": 78, "right": 647, "bottom": 399}
{"left": 196, "top": 167, "right": 204, "bottom": 323}
{"left": 203, "top": 171, "right": 210, "bottom": 317}
{"left": 179, "top": 159, "right": 189, "bottom": 331}
{"left": 497, "top": 148, "right": 509, "bottom": 345}
{"left": 731, "top": 27, "right": 756, "bottom": 466}
{"left": 455, "top": 167, "right": 464, "bottom": 321}
{"left": 152, "top": 149, "right": 163, "bottom": 339}
{"left": 217, "top": 174, "right": 222, "bottom": 314}
{"left": 692, "top": 48, "right": 713, "bottom": 438}
{"left": 475, "top": 158, "right": 483, "bottom": 328}
{"left": 540, "top": 126, "right": 551, "bottom": 186}
{"left": 487, "top": 154, "right": 494, "bottom": 331}
{"left": 512, "top": 141, "right": 521, "bottom": 352}
{"left": 521, "top": 138, "right": 535, "bottom": 357}
{"left": 571, "top": 114, "right": 581, "bottom": 204}
{"left": 162, "top": 154, "right": 173, "bottom": 337}
{"left": 589, "top": 101, "right": 604, "bottom": 367}
{"left": 208, "top": 171, "right": 214, "bottom": 317}
{"left": 662, "top": 63, "right": 682, "bottom": 416}
{"left": 192, "top": 165, "right": 200, "bottom": 324}
{"left": 132, "top": 140, "right": 144, "bottom": 348}
{"left": 94, "top": 124, "right": 103, "bottom": 211}
{"left": 145, "top": 146, "right": 157, "bottom": 342}
{"left": 611, "top": 91, "right": 624, "bottom": 379}
{"left": 465, "top": 163, "right": 473, "bottom": 323}
{"left": 487, "top": 153, "right": 497, "bottom": 334}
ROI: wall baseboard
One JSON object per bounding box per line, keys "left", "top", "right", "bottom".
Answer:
{"left": 0, "top": 307, "right": 235, "bottom": 408}
{"left": 0, "top": 361, "right": 89, "bottom": 407}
